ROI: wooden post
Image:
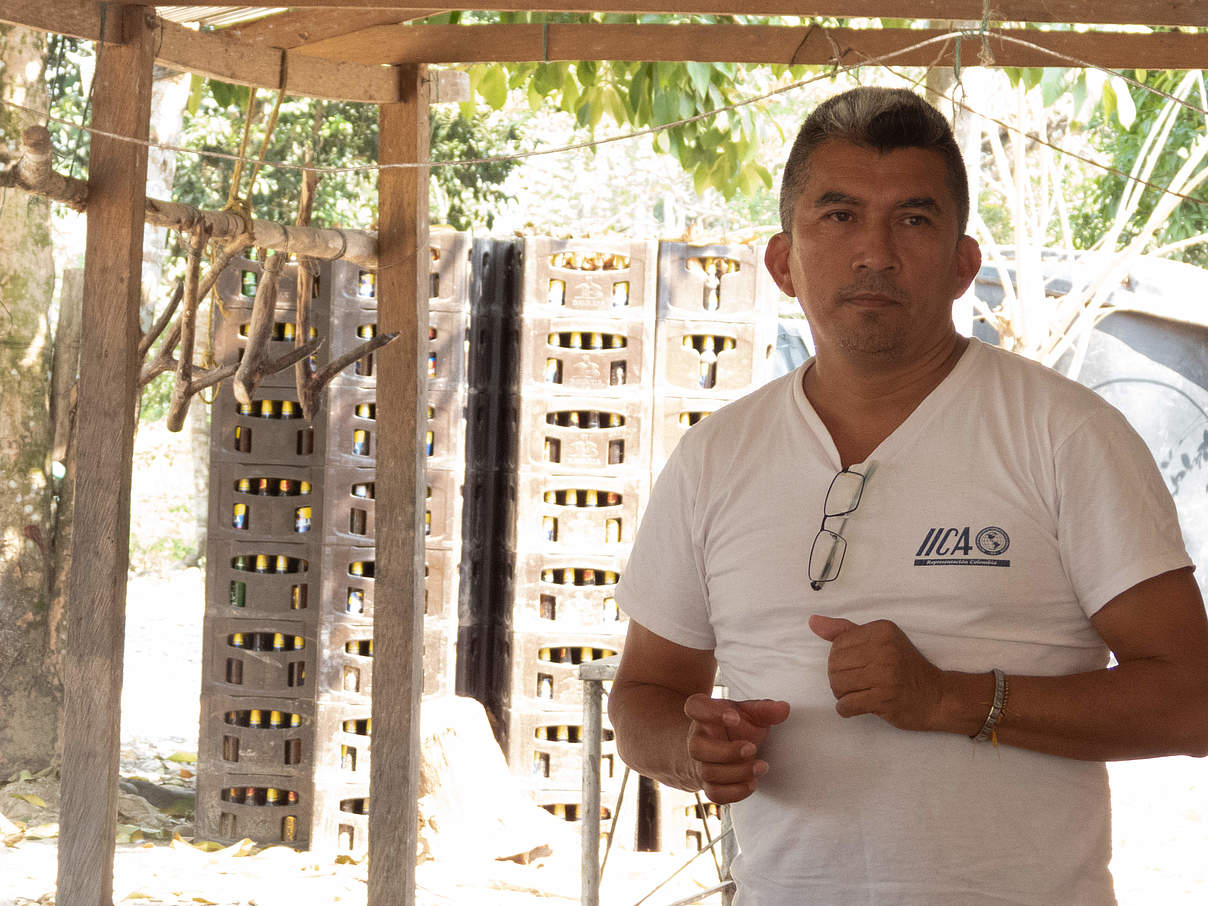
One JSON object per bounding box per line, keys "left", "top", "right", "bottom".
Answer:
{"left": 57, "top": 5, "right": 153, "bottom": 905}
{"left": 369, "top": 63, "right": 429, "bottom": 906}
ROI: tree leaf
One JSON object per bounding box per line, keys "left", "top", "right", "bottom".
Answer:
{"left": 1109, "top": 76, "right": 1136, "bottom": 129}
{"left": 476, "top": 66, "right": 508, "bottom": 110}
{"left": 684, "top": 61, "right": 713, "bottom": 100}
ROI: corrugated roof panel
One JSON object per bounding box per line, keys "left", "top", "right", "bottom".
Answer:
{"left": 157, "top": 7, "right": 287, "bottom": 28}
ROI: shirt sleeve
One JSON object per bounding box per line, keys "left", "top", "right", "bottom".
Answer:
{"left": 615, "top": 439, "right": 717, "bottom": 650}
{"left": 1055, "top": 406, "right": 1194, "bottom": 617}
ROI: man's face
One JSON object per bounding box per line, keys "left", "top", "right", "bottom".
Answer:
{"left": 765, "top": 140, "right": 981, "bottom": 364}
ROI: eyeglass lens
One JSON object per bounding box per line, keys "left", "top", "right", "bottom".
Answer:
{"left": 824, "top": 469, "right": 864, "bottom": 517}
{"left": 809, "top": 529, "right": 847, "bottom": 584}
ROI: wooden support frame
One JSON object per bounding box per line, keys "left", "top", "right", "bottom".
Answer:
{"left": 152, "top": 0, "right": 1208, "bottom": 28}
{"left": 295, "top": 22, "right": 1208, "bottom": 70}
{"left": 369, "top": 63, "right": 431, "bottom": 906}
{"left": 56, "top": 5, "right": 154, "bottom": 905}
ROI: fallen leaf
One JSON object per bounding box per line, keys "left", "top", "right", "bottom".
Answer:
{"left": 23, "top": 822, "right": 59, "bottom": 840}
{"left": 179, "top": 768, "right": 195, "bottom": 779}
{"left": 166, "top": 752, "right": 197, "bottom": 764}
{"left": 191, "top": 898, "right": 219, "bottom": 905}
{"left": 13, "top": 793, "right": 46, "bottom": 808}
{"left": 6, "top": 769, "right": 33, "bottom": 783}
{"left": 121, "top": 893, "right": 153, "bottom": 901}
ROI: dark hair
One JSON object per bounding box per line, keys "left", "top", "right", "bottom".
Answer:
{"left": 778, "top": 87, "right": 970, "bottom": 236}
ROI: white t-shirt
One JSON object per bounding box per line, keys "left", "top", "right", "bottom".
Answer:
{"left": 617, "top": 338, "right": 1193, "bottom": 906}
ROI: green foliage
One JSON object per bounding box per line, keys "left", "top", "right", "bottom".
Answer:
{"left": 430, "top": 108, "right": 521, "bottom": 230}
{"left": 1067, "top": 70, "right": 1208, "bottom": 267}
{"left": 138, "top": 371, "right": 174, "bottom": 424}
{"left": 453, "top": 10, "right": 809, "bottom": 201}
{"left": 45, "top": 33, "right": 91, "bottom": 177}
{"left": 174, "top": 82, "right": 520, "bottom": 231}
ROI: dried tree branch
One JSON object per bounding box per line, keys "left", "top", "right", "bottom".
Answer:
{"left": 138, "top": 280, "right": 183, "bottom": 360}
{"left": 2, "top": 126, "right": 379, "bottom": 266}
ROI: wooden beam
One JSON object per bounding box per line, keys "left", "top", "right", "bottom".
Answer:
{"left": 147, "top": 1, "right": 1208, "bottom": 29}
{"left": 369, "top": 63, "right": 429, "bottom": 906}
{"left": 57, "top": 5, "right": 154, "bottom": 905}
{"left": 0, "top": 1, "right": 399, "bottom": 101}
{"left": 295, "top": 22, "right": 1208, "bottom": 70}
{"left": 154, "top": 17, "right": 397, "bottom": 102}
{"left": 222, "top": 7, "right": 442, "bottom": 50}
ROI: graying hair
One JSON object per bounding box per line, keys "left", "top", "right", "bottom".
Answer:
{"left": 778, "top": 87, "right": 970, "bottom": 236}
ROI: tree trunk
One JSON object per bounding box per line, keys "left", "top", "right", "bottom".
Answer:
{"left": 0, "top": 23, "right": 59, "bottom": 777}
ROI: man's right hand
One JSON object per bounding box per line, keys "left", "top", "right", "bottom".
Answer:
{"left": 684, "top": 694, "right": 790, "bottom": 804}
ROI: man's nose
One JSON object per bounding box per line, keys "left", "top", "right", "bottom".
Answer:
{"left": 851, "top": 222, "right": 900, "bottom": 272}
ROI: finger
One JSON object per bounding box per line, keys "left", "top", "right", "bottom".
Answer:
{"left": 683, "top": 693, "right": 744, "bottom": 730}
{"left": 702, "top": 779, "right": 760, "bottom": 805}
{"left": 734, "top": 699, "right": 791, "bottom": 728}
{"left": 688, "top": 734, "right": 758, "bottom": 766}
{"left": 833, "top": 689, "right": 880, "bottom": 719}
{"left": 809, "top": 614, "right": 859, "bottom": 642}
{"left": 697, "top": 757, "right": 767, "bottom": 788}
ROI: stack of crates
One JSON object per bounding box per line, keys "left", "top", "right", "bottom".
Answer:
{"left": 649, "top": 241, "right": 779, "bottom": 851}
{"left": 499, "top": 237, "right": 659, "bottom": 842}
{"left": 196, "top": 230, "right": 471, "bottom": 856}
{"left": 458, "top": 238, "right": 522, "bottom": 718}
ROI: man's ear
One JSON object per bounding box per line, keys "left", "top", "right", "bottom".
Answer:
{"left": 764, "top": 232, "right": 797, "bottom": 299}
{"left": 953, "top": 235, "right": 982, "bottom": 298}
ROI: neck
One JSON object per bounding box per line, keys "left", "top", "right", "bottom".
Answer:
{"left": 803, "top": 332, "right": 969, "bottom": 466}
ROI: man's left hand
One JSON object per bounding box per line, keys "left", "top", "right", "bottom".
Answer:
{"left": 808, "top": 615, "right": 946, "bottom": 732}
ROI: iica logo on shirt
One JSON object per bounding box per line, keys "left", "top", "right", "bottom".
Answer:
{"left": 914, "top": 526, "right": 1011, "bottom": 567}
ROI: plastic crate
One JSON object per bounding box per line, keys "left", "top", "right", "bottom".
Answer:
{"left": 520, "top": 237, "right": 658, "bottom": 320}
{"left": 517, "top": 393, "right": 650, "bottom": 475}
{"left": 195, "top": 770, "right": 370, "bottom": 854}
{"left": 654, "top": 783, "right": 727, "bottom": 854}
{"left": 428, "top": 384, "right": 468, "bottom": 469}
{"left": 327, "top": 306, "right": 470, "bottom": 392}
{"left": 214, "top": 254, "right": 320, "bottom": 314}
{"left": 425, "top": 467, "right": 463, "bottom": 549}
{"left": 317, "top": 620, "right": 376, "bottom": 703}
{"left": 513, "top": 472, "right": 645, "bottom": 553}
{"left": 510, "top": 552, "right": 629, "bottom": 631}
{"left": 424, "top": 546, "right": 459, "bottom": 623}
{"left": 195, "top": 769, "right": 312, "bottom": 848}
{"left": 212, "top": 303, "right": 328, "bottom": 391}
{"left": 651, "top": 394, "right": 739, "bottom": 477}
{"left": 424, "top": 620, "right": 457, "bottom": 697}
{"left": 198, "top": 694, "right": 316, "bottom": 776}
{"left": 653, "top": 319, "right": 774, "bottom": 395}
{"left": 504, "top": 706, "right": 623, "bottom": 793}
{"left": 517, "top": 318, "right": 653, "bottom": 394}
{"left": 504, "top": 629, "right": 624, "bottom": 713}
{"left": 656, "top": 241, "right": 773, "bottom": 321}
{"left": 202, "top": 616, "right": 314, "bottom": 696}
{"left": 205, "top": 540, "right": 319, "bottom": 620}
{"left": 326, "top": 229, "right": 471, "bottom": 315}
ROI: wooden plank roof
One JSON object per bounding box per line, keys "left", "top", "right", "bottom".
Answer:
{"left": 1, "top": 3, "right": 1203, "bottom": 102}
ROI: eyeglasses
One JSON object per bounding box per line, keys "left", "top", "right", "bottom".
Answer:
{"left": 808, "top": 467, "right": 867, "bottom": 591}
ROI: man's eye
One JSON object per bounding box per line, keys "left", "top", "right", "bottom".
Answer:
{"left": 826, "top": 211, "right": 853, "bottom": 223}
{"left": 904, "top": 215, "right": 930, "bottom": 226}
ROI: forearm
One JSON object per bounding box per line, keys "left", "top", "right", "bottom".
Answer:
{"left": 936, "top": 659, "right": 1208, "bottom": 761}
{"left": 608, "top": 679, "right": 701, "bottom": 791}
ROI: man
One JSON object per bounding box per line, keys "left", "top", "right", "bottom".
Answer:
{"left": 609, "top": 86, "right": 1208, "bottom": 904}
